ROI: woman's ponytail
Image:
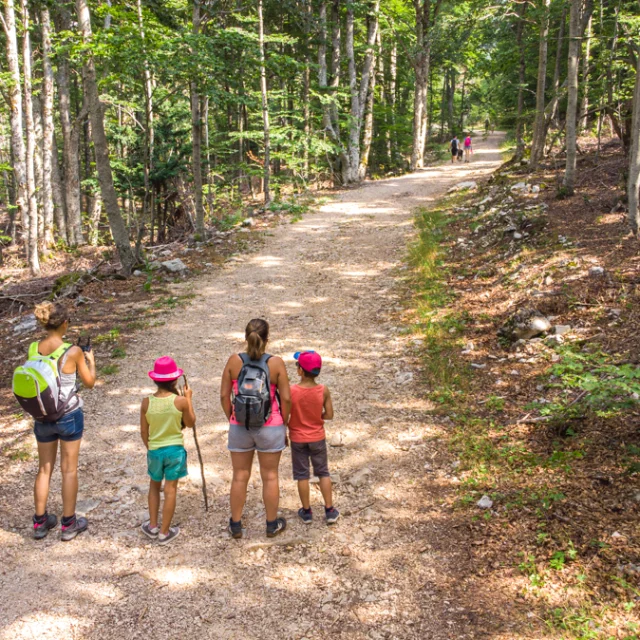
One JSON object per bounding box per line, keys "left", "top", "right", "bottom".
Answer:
{"left": 245, "top": 318, "right": 269, "bottom": 361}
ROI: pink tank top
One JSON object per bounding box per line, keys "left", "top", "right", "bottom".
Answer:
{"left": 229, "top": 379, "right": 283, "bottom": 427}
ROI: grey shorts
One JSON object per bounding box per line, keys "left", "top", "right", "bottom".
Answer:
{"left": 291, "top": 439, "right": 329, "bottom": 480}
{"left": 228, "top": 423, "right": 286, "bottom": 453}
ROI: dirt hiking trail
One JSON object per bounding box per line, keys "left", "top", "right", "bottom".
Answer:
{"left": 1, "top": 134, "right": 506, "bottom": 640}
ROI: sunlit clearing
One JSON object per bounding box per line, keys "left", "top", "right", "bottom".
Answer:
{"left": 1, "top": 614, "right": 91, "bottom": 640}
{"left": 251, "top": 255, "right": 282, "bottom": 268}
{"left": 119, "top": 424, "right": 139, "bottom": 433}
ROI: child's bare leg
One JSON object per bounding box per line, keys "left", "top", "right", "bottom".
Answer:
{"left": 297, "top": 479, "right": 311, "bottom": 510}
{"left": 318, "top": 476, "right": 333, "bottom": 508}
{"left": 148, "top": 480, "right": 161, "bottom": 528}
{"left": 160, "top": 480, "right": 178, "bottom": 535}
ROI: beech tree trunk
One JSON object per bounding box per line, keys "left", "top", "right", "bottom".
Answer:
{"left": 56, "top": 4, "right": 84, "bottom": 245}
{"left": 76, "top": 0, "right": 136, "bottom": 274}
{"left": 359, "top": 28, "right": 379, "bottom": 180}
{"left": 329, "top": 0, "right": 341, "bottom": 133}
{"left": 549, "top": 4, "right": 567, "bottom": 128}
{"left": 258, "top": 0, "right": 271, "bottom": 204}
{"left": 626, "top": 3, "right": 640, "bottom": 236}
{"left": 21, "top": 0, "right": 40, "bottom": 274}
{"left": 514, "top": 2, "right": 527, "bottom": 161}
{"left": 411, "top": 0, "right": 443, "bottom": 170}
{"left": 345, "top": 0, "right": 379, "bottom": 184}
{"left": 2, "top": 0, "right": 29, "bottom": 256}
{"left": 51, "top": 136, "right": 68, "bottom": 242}
{"left": 137, "top": 0, "right": 155, "bottom": 240}
{"left": 41, "top": 6, "right": 56, "bottom": 248}
{"left": 564, "top": 0, "right": 594, "bottom": 192}
{"left": 389, "top": 41, "right": 397, "bottom": 161}
{"left": 580, "top": 15, "right": 592, "bottom": 132}
{"left": 191, "top": 0, "right": 205, "bottom": 235}
{"left": 529, "top": 0, "right": 551, "bottom": 169}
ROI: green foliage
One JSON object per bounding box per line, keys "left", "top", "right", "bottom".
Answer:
{"left": 94, "top": 328, "right": 121, "bottom": 344}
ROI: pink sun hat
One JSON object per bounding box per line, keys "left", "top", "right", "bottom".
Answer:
{"left": 148, "top": 356, "right": 184, "bottom": 382}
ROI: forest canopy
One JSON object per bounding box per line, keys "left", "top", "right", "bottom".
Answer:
{"left": 1, "top": 0, "right": 640, "bottom": 274}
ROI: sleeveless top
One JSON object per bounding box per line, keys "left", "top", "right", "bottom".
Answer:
{"left": 35, "top": 342, "right": 82, "bottom": 416}
{"left": 288, "top": 384, "right": 325, "bottom": 443}
{"left": 229, "top": 379, "right": 283, "bottom": 427}
{"left": 146, "top": 395, "right": 184, "bottom": 450}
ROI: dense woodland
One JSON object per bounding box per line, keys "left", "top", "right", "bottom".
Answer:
{"left": 1, "top": 0, "right": 640, "bottom": 275}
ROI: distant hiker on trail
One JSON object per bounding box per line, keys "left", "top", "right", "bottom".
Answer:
{"left": 450, "top": 135, "right": 459, "bottom": 163}
{"left": 464, "top": 135, "right": 473, "bottom": 163}
{"left": 289, "top": 350, "right": 339, "bottom": 526}
{"left": 13, "top": 302, "right": 96, "bottom": 541}
{"left": 220, "top": 318, "right": 291, "bottom": 539}
{"left": 140, "top": 357, "right": 195, "bottom": 545}
{"left": 485, "top": 118, "right": 490, "bottom": 135}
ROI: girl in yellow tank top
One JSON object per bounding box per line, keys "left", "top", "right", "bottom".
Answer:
{"left": 139, "top": 357, "right": 196, "bottom": 545}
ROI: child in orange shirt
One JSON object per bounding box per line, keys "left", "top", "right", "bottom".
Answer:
{"left": 289, "top": 351, "right": 339, "bottom": 524}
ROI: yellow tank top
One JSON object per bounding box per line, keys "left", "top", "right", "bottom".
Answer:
{"left": 146, "top": 395, "right": 184, "bottom": 450}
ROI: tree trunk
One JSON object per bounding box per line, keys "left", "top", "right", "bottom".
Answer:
{"left": 258, "top": 0, "right": 271, "bottom": 204}
{"left": 411, "top": 0, "right": 442, "bottom": 170}
{"left": 2, "top": 0, "right": 29, "bottom": 257}
{"left": 579, "top": 14, "right": 592, "bottom": 132}
{"left": 447, "top": 67, "right": 455, "bottom": 135}
{"left": 529, "top": 0, "right": 551, "bottom": 169}
{"left": 329, "top": 0, "right": 341, "bottom": 133}
{"left": 389, "top": 40, "right": 397, "bottom": 162}
{"left": 51, "top": 136, "right": 68, "bottom": 242}
{"left": 359, "top": 28, "right": 379, "bottom": 180}
{"left": 41, "top": 6, "right": 56, "bottom": 248}
{"left": 626, "top": 2, "right": 640, "bottom": 236}
{"left": 514, "top": 2, "right": 527, "bottom": 161}
{"left": 21, "top": 0, "right": 40, "bottom": 274}
{"left": 55, "top": 3, "right": 84, "bottom": 245}
{"left": 137, "top": 0, "right": 155, "bottom": 240}
{"left": 302, "top": 59, "right": 310, "bottom": 179}
{"left": 191, "top": 0, "right": 205, "bottom": 235}
{"left": 76, "top": 0, "right": 136, "bottom": 274}
{"left": 549, "top": 4, "right": 567, "bottom": 129}
{"left": 88, "top": 192, "right": 102, "bottom": 246}
{"left": 563, "top": 0, "right": 583, "bottom": 193}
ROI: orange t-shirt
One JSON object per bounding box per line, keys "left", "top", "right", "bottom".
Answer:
{"left": 289, "top": 384, "right": 325, "bottom": 443}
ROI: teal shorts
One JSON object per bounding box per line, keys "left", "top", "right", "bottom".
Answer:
{"left": 147, "top": 445, "right": 188, "bottom": 482}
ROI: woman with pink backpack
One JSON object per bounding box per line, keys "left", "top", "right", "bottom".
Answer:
{"left": 464, "top": 135, "right": 473, "bottom": 163}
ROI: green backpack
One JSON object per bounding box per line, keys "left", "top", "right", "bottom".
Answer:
{"left": 13, "top": 342, "right": 75, "bottom": 422}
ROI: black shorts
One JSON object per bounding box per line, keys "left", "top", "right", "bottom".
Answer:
{"left": 451, "top": 148, "right": 458, "bottom": 156}
{"left": 291, "top": 439, "right": 329, "bottom": 480}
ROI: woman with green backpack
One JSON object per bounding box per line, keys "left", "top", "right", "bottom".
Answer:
{"left": 16, "top": 302, "right": 96, "bottom": 541}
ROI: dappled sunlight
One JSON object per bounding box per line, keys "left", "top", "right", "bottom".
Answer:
{"left": 147, "top": 566, "right": 200, "bottom": 588}
{"left": 1, "top": 614, "right": 92, "bottom": 640}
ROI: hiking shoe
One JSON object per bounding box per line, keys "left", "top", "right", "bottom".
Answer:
{"left": 297, "top": 508, "right": 313, "bottom": 525}
{"left": 228, "top": 519, "right": 243, "bottom": 539}
{"left": 325, "top": 507, "right": 340, "bottom": 524}
{"left": 141, "top": 521, "right": 160, "bottom": 540}
{"left": 266, "top": 517, "right": 287, "bottom": 538}
{"left": 61, "top": 516, "right": 88, "bottom": 542}
{"left": 33, "top": 513, "right": 57, "bottom": 540}
{"left": 158, "top": 527, "right": 180, "bottom": 546}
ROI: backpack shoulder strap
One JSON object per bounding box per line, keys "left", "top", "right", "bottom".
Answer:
{"left": 50, "top": 343, "right": 72, "bottom": 360}
{"left": 28, "top": 342, "right": 40, "bottom": 358}
{"left": 239, "top": 352, "right": 250, "bottom": 365}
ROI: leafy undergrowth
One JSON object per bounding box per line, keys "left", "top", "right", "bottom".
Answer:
{"left": 406, "top": 137, "right": 640, "bottom": 638}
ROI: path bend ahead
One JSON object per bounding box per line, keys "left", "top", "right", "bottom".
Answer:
{"left": 1, "top": 134, "right": 505, "bottom": 640}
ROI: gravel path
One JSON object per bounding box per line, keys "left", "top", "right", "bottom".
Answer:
{"left": 0, "top": 134, "right": 505, "bottom": 640}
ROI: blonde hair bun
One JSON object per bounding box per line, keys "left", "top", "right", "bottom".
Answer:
{"left": 34, "top": 302, "right": 69, "bottom": 330}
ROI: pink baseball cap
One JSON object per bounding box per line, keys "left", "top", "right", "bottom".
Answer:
{"left": 294, "top": 350, "right": 322, "bottom": 375}
{"left": 148, "top": 356, "right": 184, "bottom": 382}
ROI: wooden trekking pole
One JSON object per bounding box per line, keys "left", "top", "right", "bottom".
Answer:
{"left": 183, "top": 375, "right": 209, "bottom": 512}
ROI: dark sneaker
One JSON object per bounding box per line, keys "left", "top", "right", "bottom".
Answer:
{"left": 158, "top": 526, "right": 180, "bottom": 546}
{"left": 266, "top": 517, "right": 287, "bottom": 538}
{"left": 297, "top": 508, "right": 313, "bottom": 524}
{"left": 228, "top": 519, "right": 243, "bottom": 539}
{"left": 61, "top": 516, "right": 88, "bottom": 542}
{"left": 141, "top": 521, "right": 159, "bottom": 540}
{"left": 325, "top": 507, "right": 340, "bottom": 524}
{"left": 33, "top": 513, "right": 57, "bottom": 540}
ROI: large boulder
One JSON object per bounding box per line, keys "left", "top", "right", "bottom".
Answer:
{"left": 161, "top": 258, "right": 188, "bottom": 273}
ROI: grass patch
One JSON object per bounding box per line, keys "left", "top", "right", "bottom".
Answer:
{"left": 99, "top": 364, "right": 120, "bottom": 376}
{"left": 94, "top": 328, "right": 121, "bottom": 344}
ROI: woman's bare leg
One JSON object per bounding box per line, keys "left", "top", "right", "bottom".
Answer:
{"left": 230, "top": 451, "right": 254, "bottom": 522}
{"left": 34, "top": 440, "right": 58, "bottom": 515}
{"left": 60, "top": 438, "right": 82, "bottom": 518}
{"left": 257, "top": 451, "right": 282, "bottom": 522}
